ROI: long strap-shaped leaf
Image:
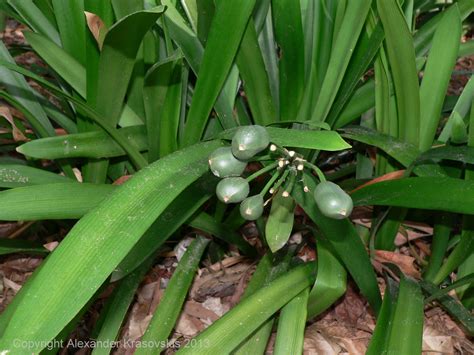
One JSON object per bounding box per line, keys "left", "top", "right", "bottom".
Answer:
{"left": 0, "top": 60, "right": 148, "bottom": 169}
{"left": 112, "top": 176, "right": 217, "bottom": 281}
{"left": 17, "top": 125, "right": 147, "bottom": 160}
{"left": 52, "top": 0, "right": 87, "bottom": 66}
{"left": 293, "top": 174, "right": 382, "bottom": 314}
{"left": 91, "top": 256, "right": 155, "bottom": 355}
{"left": 413, "top": 0, "right": 474, "bottom": 57}
{"left": 419, "top": 5, "right": 461, "bottom": 151}
{"left": 176, "top": 262, "right": 316, "bottom": 354}
{"left": 182, "top": 0, "right": 256, "bottom": 146}
{"left": 273, "top": 288, "right": 309, "bottom": 355}
{"left": 0, "top": 183, "right": 115, "bottom": 220}
{"left": 17, "top": 125, "right": 351, "bottom": 160}
{"left": 366, "top": 278, "right": 398, "bottom": 355}
{"left": 377, "top": 0, "right": 420, "bottom": 146}
{"left": 351, "top": 177, "right": 474, "bottom": 215}
{"left": 310, "top": 0, "right": 372, "bottom": 123}
{"left": 161, "top": 0, "right": 236, "bottom": 130}
{"left": 7, "top": 0, "right": 61, "bottom": 45}
{"left": 0, "top": 164, "right": 73, "bottom": 188}
{"left": 0, "top": 41, "right": 55, "bottom": 137}
{"left": 234, "top": 250, "right": 296, "bottom": 355}
{"left": 386, "top": 277, "right": 424, "bottom": 354}
{"left": 92, "top": 6, "right": 164, "bottom": 124}
{"left": 307, "top": 238, "right": 347, "bottom": 319}
{"left": 236, "top": 17, "right": 277, "bottom": 126}
{"left": 0, "top": 140, "right": 222, "bottom": 353}
{"left": 136, "top": 236, "right": 209, "bottom": 355}
{"left": 272, "top": 0, "right": 304, "bottom": 122}
{"left": 24, "top": 31, "right": 87, "bottom": 98}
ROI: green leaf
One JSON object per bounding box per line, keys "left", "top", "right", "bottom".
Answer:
{"left": 0, "top": 183, "right": 115, "bottom": 220}
{"left": 377, "top": 0, "right": 420, "bottom": 146}
{"left": 341, "top": 126, "right": 418, "bottom": 167}
{"left": 236, "top": 17, "right": 277, "bottom": 126}
{"left": 293, "top": 174, "right": 382, "bottom": 314}
{"left": 433, "top": 229, "right": 474, "bottom": 285}
{"left": 0, "top": 239, "right": 47, "bottom": 256}
{"left": 425, "top": 273, "right": 474, "bottom": 303}
{"left": 439, "top": 76, "right": 474, "bottom": 143}
{"left": 91, "top": 256, "right": 154, "bottom": 355}
{"left": 334, "top": 80, "right": 376, "bottom": 129}
{"left": 310, "top": 0, "right": 372, "bottom": 123}
{"left": 265, "top": 190, "right": 296, "bottom": 252}
{"left": 366, "top": 279, "right": 397, "bottom": 355}
{"left": 420, "top": 280, "right": 474, "bottom": 335}
{"left": 175, "top": 262, "right": 316, "bottom": 354}
{"left": 24, "top": 31, "right": 87, "bottom": 98}
{"left": 0, "top": 164, "right": 73, "bottom": 188}
{"left": 52, "top": 0, "right": 86, "bottom": 65}
{"left": 93, "top": 6, "right": 165, "bottom": 124}
{"left": 273, "top": 288, "right": 309, "bottom": 355}
{"left": 413, "top": 0, "right": 474, "bottom": 57}
{"left": 161, "top": 0, "right": 236, "bottom": 130}
{"left": 182, "top": 0, "right": 256, "bottom": 146}
{"left": 423, "top": 213, "right": 455, "bottom": 283}
{"left": 182, "top": 0, "right": 198, "bottom": 32}
{"left": 111, "top": 176, "right": 216, "bottom": 281}
{"left": 111, "top": 0, "right": 143, "bottom": 18}
{"left": 0, "top": 41, "right": 54, "bottom": 137}
{"left": 17, "top": 125, "right": 147, "bottom": 160}
{"left": 419, "top": 4, "right": 461, "bottom": 151}
{"left": 137, "top": 236, "right": 209, "bottom": 355}
{"left": 220, "top": 127, "right": 351, "bottom": 151}
{"left": 352, "top": 177, "right": 474, "bottom": 215}
{"left": 307, "top": 238, "right": 347, "bottom": 319}
{"left": 386, "top": 277, "right": 424, "bottom": 354}
{"left": 189, "top": 212, "right": 257, "bottom": 258}
{"left": 415, "top": 145, "right": 474, "bottom": 166}
{"left": 234, "top": 250, "right": 295, "bottom": 355}
{"left": 7, "top": 0, "right": 61, "bottom": 45}
{"left": 272, "top": 0, "right": 304, "bottom": 121}
{"left": 327, "top": 23, "right": 385, "bottom": 127}
{"left": 0, "top": 60, "right": 148, "bottom": 169}
{"left": 0, "top": 140, "right": 222, "bottom": 352}
{"left": 144, "top": 55, "right": 183, "bottom": 160}
{"left": 297, "top": 0, "right": 336, "bottom": 122}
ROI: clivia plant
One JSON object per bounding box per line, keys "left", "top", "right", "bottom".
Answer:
{"left": 0, "top": 0, "right": 472, "bottom": 354}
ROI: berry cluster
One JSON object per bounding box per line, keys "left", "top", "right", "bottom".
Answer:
{"left": 208, "top": 125, "right": 353, "bottom": 221}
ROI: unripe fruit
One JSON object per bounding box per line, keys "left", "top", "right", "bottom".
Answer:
{"left": 240, "top": 195, "right": 264, "bottom": 221}
{"left": 313, "top": 181, "right": 353, "bottom": 219}
{"left": 216, "top": 177, "right": 249, "bottom": 204}
{"left": 231, "top": 125, "right": 270, "bottom": 160}
{"left": 208, "top": 147, "right": 247, "bottom": 178}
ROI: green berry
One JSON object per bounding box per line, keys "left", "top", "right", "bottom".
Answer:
{"left": 208, "top": 147, "right": 247, "bottom": 178}
{"left": 313, "top": 181, "right": 353, "bottom": 219}
{"left": 216, "top": 177, "right": 250, "bottom": 204}
{"left": 231, "top": 125, "right": 270, "bottom": 160}
{"left": 240, "top": 195, "right": 264, "bottom": 221}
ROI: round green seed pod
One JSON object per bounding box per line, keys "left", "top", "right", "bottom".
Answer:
{"left": 313, "top": 181, "right": 353, "bottom": 219}
{"left": 231, "top": 125, "right": 270, "bottom": 160}
{"left": 216, "top": 177, "right": 250, "bottom": 204}
{"left": 208, "top": 147, "right": 247, "bottom": 178}
{"left": 239, "top": 195, "right": 264, "bottom": 221}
